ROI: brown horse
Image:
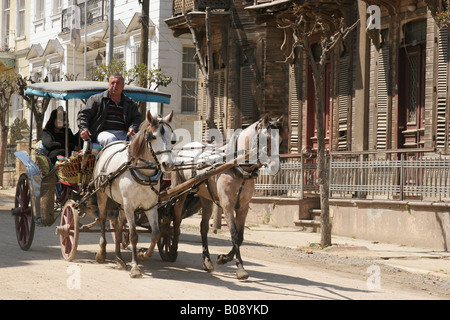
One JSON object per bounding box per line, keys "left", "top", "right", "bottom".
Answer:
{"left": 171, "top": 115, "right": 286, "bottom": 280}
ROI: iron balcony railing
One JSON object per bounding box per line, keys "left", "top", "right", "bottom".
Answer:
{"left": 61, "top": 0, "right": 108, "bottom": 33}
{"left": 172, "top": 0, "right": 231, "bottom": 16}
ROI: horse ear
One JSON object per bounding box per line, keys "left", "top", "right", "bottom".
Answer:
{"left": 163, "top": 110, "right": 174, "bottom": 123}
{"left": 262, "top": 114, "right": 270, "bottom": 126}
{"left": 276, "top": 115, "right": 285, "bottom": 124}
{"left": 146, "top": 110, "right": 153, "bottom": 123}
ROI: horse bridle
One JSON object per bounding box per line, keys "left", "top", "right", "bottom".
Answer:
{"left": 143, "top": 120, "right": 176, "bottom": 169}
{"left": 254, "top": 118, "right": 280, "bottom": 162}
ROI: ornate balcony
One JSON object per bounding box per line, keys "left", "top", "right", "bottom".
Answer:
{"left": 172, "top": 0, "right": 231, "bottom": 17}
{"left": 61, "top": 0, "right": 108, "bottom": 33}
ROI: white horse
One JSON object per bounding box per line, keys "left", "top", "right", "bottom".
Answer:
{"left": 92, "top": 110, "right": 175, "bottom": 278}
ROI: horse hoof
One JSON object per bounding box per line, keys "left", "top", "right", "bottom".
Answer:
{"left": 115, "top": 258, "right": 127, "bottom": 270}
{"left": 236, "top": 269, "right": 249, "bottom": 280}
{"left": 203, "top": 260, "right": 214, "bottom": 273}
{"left": 169, "top": 251, "right": 178, "bottom": 263}
{"left": 95, "top": 252, "right": 106, "bottom": 264}
{"left": 130, "top": 268, "right": 143, "bottom": 279}
{"left": 216, "top": 254, "right": 229, "bottom": 265}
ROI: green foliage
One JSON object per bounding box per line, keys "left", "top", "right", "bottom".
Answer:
{"left": 435, "top": 0, "right": 450, "bottom": 27}
{"left": 9, "top": 118, "right": 29, "bottom": 144}
{"left": 90, "top": 61, "right": 172, "bottom": 90}
{"left": 90, "top": 60, "right": 129, "bottom": 83}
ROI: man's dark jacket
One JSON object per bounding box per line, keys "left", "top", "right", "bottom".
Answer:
{"left": 77, "top": 90, "right": 142, "bottom": 141}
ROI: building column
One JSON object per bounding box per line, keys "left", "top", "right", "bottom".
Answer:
{"left": 353, "top": 0, "right": 371, "bottom": 151}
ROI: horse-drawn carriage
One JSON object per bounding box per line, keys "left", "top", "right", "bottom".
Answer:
{"left": 11, "top": 81, "right": 186, "bottom": 262}
{"left": 12, "top": 80, "right": 286, "bottom": 279}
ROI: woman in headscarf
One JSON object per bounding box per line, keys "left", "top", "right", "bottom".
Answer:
{"left": 42, "top": 107, "right": 80, "bottom": 163}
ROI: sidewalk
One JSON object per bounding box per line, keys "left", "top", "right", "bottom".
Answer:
{"left": 182, "top": 214, "right": 450, "bottom": 279}
{"left": 1, "top": 186, "right": 449, "bottom": 280}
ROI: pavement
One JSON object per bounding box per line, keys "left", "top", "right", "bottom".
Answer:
{"left": 1, "top": 186, "right": 449, "bottom": 281}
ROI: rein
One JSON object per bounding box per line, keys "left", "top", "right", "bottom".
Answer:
{"left": 81, "top": 120, "right": 174, "bottom": 205}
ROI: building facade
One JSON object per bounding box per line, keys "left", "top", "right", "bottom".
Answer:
{"left": 1, "top": 0, "right": 196, "bottom": 136}
{"left": 165, "top": 0, "right": 450, "bottom": 249}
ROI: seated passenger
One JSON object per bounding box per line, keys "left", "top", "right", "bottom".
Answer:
{"left": 42, "top": 107, "right": 80, "bottom": 164}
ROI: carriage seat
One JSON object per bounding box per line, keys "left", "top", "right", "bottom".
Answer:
{"left": 33, "top": 140, "right": 53, "bottom": 176}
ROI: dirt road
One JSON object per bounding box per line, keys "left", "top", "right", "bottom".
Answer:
{"left": 0, "top": 194, "right": 448, "bottom": 302}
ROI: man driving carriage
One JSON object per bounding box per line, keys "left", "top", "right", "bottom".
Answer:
{"left": 77, "top": 74, "right": 142, "bottom": 146}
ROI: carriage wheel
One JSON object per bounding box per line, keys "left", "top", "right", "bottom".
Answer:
{"left": 13, "top": 174, "right": 35, "bottom": 251}
{"left": 158, "top": 222, "right": 175, "bottom": 261}
{"left": 110, "top": 219, "right": 130, "bottom": 249}
{"left": 58, "top": 200, "right": 79, "bottom": 261}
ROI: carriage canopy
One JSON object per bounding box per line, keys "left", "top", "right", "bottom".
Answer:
{"left": 25, "top": 80, "right": 171, "bottom": 103}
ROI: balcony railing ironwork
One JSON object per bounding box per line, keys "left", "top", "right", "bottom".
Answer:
{"left": 61, "top": 0, "right": 107, "bottom": 33}
{"left": 172, "top": 0, "right": 231, "bottom": 16}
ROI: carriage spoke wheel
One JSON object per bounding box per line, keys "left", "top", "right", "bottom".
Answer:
{"left": 58, "top": 200, "right": 79, "bottom": 261}
{"left": 158, "top": 223, "right": 175, "bottom": 261}
{"left": 110, "top": 219, "right": 130, "bottom": 249}
{"left": 13, "top": 174, "right": 35, "bottom": 251}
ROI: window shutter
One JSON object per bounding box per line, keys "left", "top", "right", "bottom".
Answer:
{"left": 436, "top": 28, "right": 448, "bottom": 150}
{"left": 197, "top": 72, "right": 208, "bottom": 142}
{"left": 337, "top": 55, "right": 350, "bottom": 151}
{"left": 376, "top": 47, "right": 390, "bottom": 149}
{"left": 289, "top": 63, "right": 301, "bottom": 153}
{"left": 240, "top": 65, "right": 256, "bottom": 128}
{"left": 213, "top": 69, "right": 226, "bottom": 135}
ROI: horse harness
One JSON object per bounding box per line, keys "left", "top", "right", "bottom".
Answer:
{"left": 200, "top": 119, "right": 278, "bottom": 210}
{"left": 80, "top": 121, "right": 173, "bottom": 209}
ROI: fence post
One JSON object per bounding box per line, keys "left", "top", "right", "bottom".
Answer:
{"left": 328, "top": 153, "right": 332, "bottom": 199}
{"left": 300, "top": 151, "right": 304, "bottom": 200}
{"left": 400, "top": 153, "right": 404, "bottom": 201}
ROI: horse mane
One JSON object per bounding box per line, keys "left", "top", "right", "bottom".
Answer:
{"left": 131, "top": 117, "right": 159, "bottom": 164}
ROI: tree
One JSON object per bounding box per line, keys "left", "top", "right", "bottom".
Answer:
{"left": 278, "top": 5, "right": 359, "bottom": 247}
{"left": 0, "top": 72, "right": 20, "bottom": 186}
{"left": 435, "top": 0, "right": 450, "bottom": 26}
{"left": 185, "top": 8, "right": 217, "bottom": 138}
{"left": 139, "top": 0, "right": 150, "bottom": 116}
{"left": 90, "top": 60, "right": 172, "bottom": 117}
{"left": 90, "top": 60, "right": 172, "bottom": 88}
{"left": 16, "top": 75, "right": 51, "bottom": 141}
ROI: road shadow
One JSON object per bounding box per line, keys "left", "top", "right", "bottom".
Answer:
{"left": 70, "top": 232, "right": 372, "bottom": 300}
{"left": 0, "top": 210, "right": 372, "bottom": 300}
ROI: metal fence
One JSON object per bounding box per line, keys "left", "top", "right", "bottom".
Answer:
{"left": 254, "top": 149, "right": 450, "bottom": 201}
{"left": 329, "top": 149, "right": 450, "bottom": 201}
{"left": 4, "top": 144, "right": 17, "bottom": 170}
{"left": 254, "top": 154, "right": 319, "bottom": 198}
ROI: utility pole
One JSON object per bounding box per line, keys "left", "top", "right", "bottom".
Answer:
{"left": 108, "top": 0, "right": 114, "bottom": 65}
{"left": 139, "top": 0, "right": 150, "bottom": 116}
